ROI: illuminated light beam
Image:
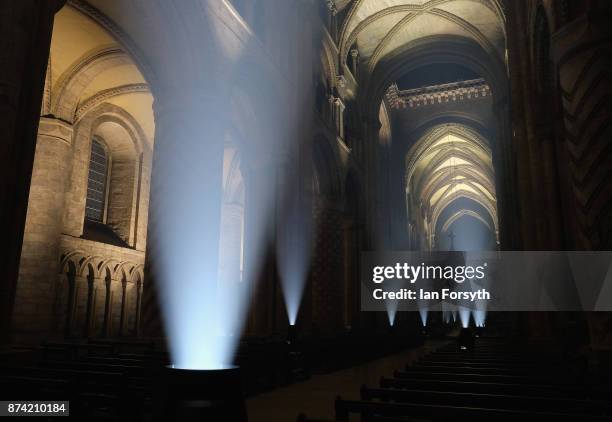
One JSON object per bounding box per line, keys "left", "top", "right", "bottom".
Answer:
{"left": 472, "top": 309, "right": 486, "bottom": 327}
{"left": 276, "top": 159, "right": 314, "bottom": 326}
{"left": 277, "top": 205, "right": 312, "bottom": 326}
{"left": 458, "top": 307, "right": 471, "bottom": 328}
{"left": 419, "top": 308, "right": 428, "bottom": 327}
{"left": 148, "top": 0, "right": 320, "bottom": 371}
{"left": 386, "top": 299, "right": 399, "bottom": 327}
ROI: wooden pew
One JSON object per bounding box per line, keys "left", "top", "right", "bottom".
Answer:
{"left": 360, "top": 385, "right": 612, "bottom": 415}
{"left": 379, "top": 377, "right": 606, "bottom": 399}
{"left": 334, "top": 397, "right": 612, "bottom": 421}
{"left": 393, "top": 369, "right": 575, "bottom": 385}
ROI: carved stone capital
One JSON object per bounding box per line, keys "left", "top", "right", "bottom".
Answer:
{"left": 326, "top": 0, "right": 337, "bottom": 15}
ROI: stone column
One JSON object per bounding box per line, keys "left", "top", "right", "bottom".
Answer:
{"left": 85, "top": 276, "right": 99, "bottom": 338}
{"left": 102, "top": 278, "right": 112, "bottom": 338}
{"left": 334, "top": 97, "right": 346, "bottom": 140}
{"left": 350, "top": 49, "right": 359, "bottom": 79}
{"left": 0, "top": 0, "right": 66, "bottom": 344}
{"left": 326, "top": 1, "right": 337, "bottom": 41}
{"left": 11, "top": 117, "right": 73, "bottom": 343}
{"left": 134, "top": 280, "right": 142, "bottom": 336}
{"left": 552, "top": 10, "right": 612, "bottom": 249}
{"left": 492, "top": 98, "right": 522, "bottom": 250}
{"left": 119, "top": 279, "right": 128, "bottom": 337}
{"left": 310, "top": 202, "right": 344, "bottom": 336}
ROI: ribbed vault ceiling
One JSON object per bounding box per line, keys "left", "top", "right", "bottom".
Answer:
{"left": 339, "top": 0, "right": 506, "bottom": 73}
{"left": 405, "top": 124, "right": 498, "bottom": 243}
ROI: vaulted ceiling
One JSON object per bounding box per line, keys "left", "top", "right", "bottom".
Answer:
{"left": 405, "top": 124, "right": 497, "bottom": 245}
{"left": 339, "top": 0, "right": 506, "bottom": 74}
{"left": 48, "top": 4, "right": 155, "bottom": 143}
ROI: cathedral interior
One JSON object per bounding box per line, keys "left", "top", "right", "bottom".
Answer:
{"left": 1, "top": 0, "right": 612, "bottom": 420}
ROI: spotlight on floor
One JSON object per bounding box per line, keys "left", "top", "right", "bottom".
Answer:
{"left": 158, "top": 366, "right": 247, "bottom": 422}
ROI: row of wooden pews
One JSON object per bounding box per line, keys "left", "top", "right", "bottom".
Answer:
{"left": 0, "top": 332, "right": 419, "bottom": 420}
{"left": 1, "top": 339, "right": 168, "bottom": 421}
{"left": 299, "top": 337, "right": 612, "bottom": 421}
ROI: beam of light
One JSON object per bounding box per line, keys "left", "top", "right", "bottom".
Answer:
{"left": 386, "top": 299, "right": 398, "bottom": 327}
{"left": 469, "top": 277, "right": 487, "bottom": 328}
{"left": 458, "top": 307, "right": 471, "bottom": 328}
{"left": 472, "top": 309, "right": 486, "bottom": 327}
{"left": 147, "top": 1, "right": 318, "bottom": 370}
{"left": 277, "top": 195, "right": 312, "bottom": 326}
{"left": 419, "top": 308, "right": 428, "bottom": 327}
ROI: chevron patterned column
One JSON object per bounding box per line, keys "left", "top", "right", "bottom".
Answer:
{"left": 553, "top": 10, "right": 612, "bottom": 250}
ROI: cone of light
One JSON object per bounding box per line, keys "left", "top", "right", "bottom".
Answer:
{"left": 277, "top": 196, "right": 312, "bottom": 326}
{"left": 418, "top": 308, "right": 428, "bottom": 327}
{"left": 458, "top": 307, "right": 471, "bottom": 328}
{"left": 386, "top": 299, "right": 399, "bottom": 326}
{"left": 148, "top": 0, "right": 317, "bottom": 370}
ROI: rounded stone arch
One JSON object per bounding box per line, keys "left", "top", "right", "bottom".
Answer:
{"left": 60, "top": 250, "right": 87, "bottom": 275}
{"left": 404, "top": 111, "right": 494, "bottom": 145}
{"left": 78, "top": 255, "right": 104, "bottom": 278}
{"left": 313, "top": 134, "right": 342, "bottom": 198}
{"left": 84, "top": 102, "right": 151, "bottom": 156}
{"left": 65, "top": 0, "right": 158, "bottom": 90}
{"left": 364, "top": 35, "right": 509, "bottom": 124}
{"left": 70, "top": 102, "right": 151, "bottom": 246}
{"left": 98, "top": 258, "right": 122, "bottom": 281}
{"left": 51, "top": 46, "right": 132, "bottom": 122}
{"left": 130, "top": 264, "right": 145, "bottom": 285}
{"left": 338, "top": 0, "right": 508, "bottom": 68}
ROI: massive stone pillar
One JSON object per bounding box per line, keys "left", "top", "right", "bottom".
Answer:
{"left": 0, "top": 0, "right": 66, "bottom": 344}
{"left": 552, "top": 9, "right": 612, "bottom": 250}
{"left": 12, "top": 117, "right": 73, "bottom": 343}
{"left": 310, "top": 202, "right": 344, "bottom": 336}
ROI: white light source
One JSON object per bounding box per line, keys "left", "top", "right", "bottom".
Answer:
{"left": 419, "top": 308, "right": 428, "bottom": 327}
{"left": 458, "top": 307, "right": 471, "bottom": 328}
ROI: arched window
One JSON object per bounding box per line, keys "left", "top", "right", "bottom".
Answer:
{"left": 85, "top": 137, "right": 109, "bottom": 222}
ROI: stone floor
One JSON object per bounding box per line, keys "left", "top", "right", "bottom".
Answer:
{"left": 246, "top": 340, "right": 444, "bottom": 422}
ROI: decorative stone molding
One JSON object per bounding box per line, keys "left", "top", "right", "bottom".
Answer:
{"left": 66, "top": 0, "right": 156, "bottom": 87}
{"left": 74, "top": 83, "right": 150, "bottom": 122}
{"left": 60, "top": 247, "right": 144, "bottom": 284}
{"left": 385, "top": 78, "right": 491, "bottom": 109}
